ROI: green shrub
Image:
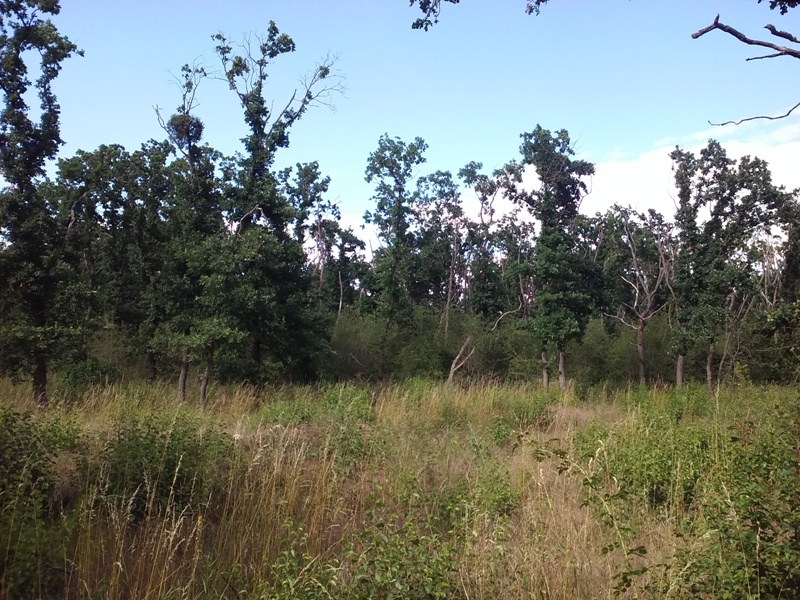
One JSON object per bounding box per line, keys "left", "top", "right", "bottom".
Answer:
{"left": 56, "top": 356, "right": 119, "bottom": 400}
{"left": 680, "top": 412, "right": 800, "bottom": 598}
{"left": 500, "top": 393, "right": 553, "bottom": 431}
{"left": 100, "top": 410, "right": 232, "bottom": 518}
{"left": 664, "top": 383, "right": 712, "bottom": 421}
{"left": 320, "top": 383, "right": 374, "bottom": 423}
{"left": 344, "top": 513, "right": 454, "bottom": 599}
{"left": 469, "top": 436, "right": 519, "bottom": 518}
{"left": 576, "top": 414, "right": 711, "bottom": 509}
{"left": 258, "top": 397, "right": 317, "bottom": 425}
{"left": 0, "top": 407, "right": 79, "bottom": 599}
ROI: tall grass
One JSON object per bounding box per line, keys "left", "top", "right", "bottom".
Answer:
{"left": 1, "top": 378, "right": 798, "bottom": 598}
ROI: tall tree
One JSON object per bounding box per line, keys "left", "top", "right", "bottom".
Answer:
{"left": 53, "top": 141, "right": 174, "bottom": 381}
{"left": 670, "top": 140, "right": 788, "bottom": 392}
{"left": 516, "top": 126, "right": 597, "bottom": 391}
{"left": 603, "top": 206, "right": 673, "bottom": 384}
{"left": 412, "top": 170, "right": 463, "bottom": 315}
{"left": 364, "top": 134, "right": 428, "bottom": 331}
{"left": 459, "top": 161, "right": 521, "bottom": 319}
{"left": 410, "top": 1, "right": 800, "bottom": 122}
{"left": 0, "top": 1, "right": 82, "bottom": 406}
{"left": 211, "top": 24, "right": 338, "bottom": 382}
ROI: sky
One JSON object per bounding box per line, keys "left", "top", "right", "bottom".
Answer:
{"left": 49, "top": 1, "right": 800, "bottom": 234}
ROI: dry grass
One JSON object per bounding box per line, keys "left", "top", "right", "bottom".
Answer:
{"left": 2, "top": 378, "right": 772, "bottom": 599}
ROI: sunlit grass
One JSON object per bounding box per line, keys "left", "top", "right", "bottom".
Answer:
{"left": 1, "top": 378, "right": 797, "bottom": 598}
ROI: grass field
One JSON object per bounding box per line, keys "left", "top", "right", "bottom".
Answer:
{"left": 2, "top": 378, "right": 799, "bottom": 599}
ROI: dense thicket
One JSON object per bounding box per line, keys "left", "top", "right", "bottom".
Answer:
{"left": 1, "top": 4, "right": 799, "bottom": 407}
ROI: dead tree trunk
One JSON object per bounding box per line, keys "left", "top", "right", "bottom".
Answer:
{"left": 637, "top": 320, "right": 646, "bottom": 385}
{"left": 443, "top": 229, "right": 459, "bottom": 342}
{"left": 676, "top": 354, "right": 685, "bottom": 389}
{"left": 178, "top": 350, "right": 189, "bottom": 403}
{"left": 541, "top": 349, "right": 549, "bottom": 391}
{"left": 447, "top": 336, "right": 474, "bottom": 384}
{"left": 706, "top": 341, "right": 715, "bottom": 396}
{"left": 558, "top": 350, "right": 567, "bottom": 392}
{"left": 199, "top": 344, "right": 216, "bottom": 410}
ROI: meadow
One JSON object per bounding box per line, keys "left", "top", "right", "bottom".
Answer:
{"left": 2, "top": 378, "right": 799, "bottom": 599}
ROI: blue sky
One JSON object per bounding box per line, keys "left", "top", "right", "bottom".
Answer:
{"left": 51, "top": 1, "right": 800, "bottom": 228}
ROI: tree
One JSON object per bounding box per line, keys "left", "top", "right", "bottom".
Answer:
{"left": 412, "top": 170, "right": 464, "bottom": 323}
{"left": 409, "top": 0, "right": 549, "bottom": 29}
{"left": 515, "top": 126, "right": 597, "bottom": 391}
{"left": 0, "top": 1, "right": 82, "bottom": 407}
{"left": 364, "top": 134, "right": 428, "bottom": 331}
{"left": 603, "top": 206, "right": 673, "bottom": 384}
{"left": 670, "top": 140, "right": 789, "bottom": 392}
{"left": 411, "top": 0, "right": 798, "bottom": 25}
{"left": 210, "top": 24, "right": 338, "bottom": 383}
{"left": 459, "top": 161, "right": 519, "bottom": 319}
{"left": 49, "top": 141, "right": 171, "bottom": 390}
{"left": 691, "top": 10, "right": 800, "bottom": 124}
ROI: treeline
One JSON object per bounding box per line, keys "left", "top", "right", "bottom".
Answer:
{"left": 1, "top": 6, "right": 799, "bottom": 407}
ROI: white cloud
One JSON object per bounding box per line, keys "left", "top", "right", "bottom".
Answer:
{"left": 585, "top": 119, "right": 800, "bottom": 220}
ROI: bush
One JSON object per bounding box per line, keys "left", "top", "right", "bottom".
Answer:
{"left": 575, "top": 414, "right": 711, "bottom": 509}
{"left": 57, "top": 356, "right": 119, "bottom": 400}
{"left": 0, "top": 408, "right": 81, "bottom": 598}
{"left": 100, "top": 410, "right": 232, "bottom": 518}
{"left": 345, "top": 512, "right": 454, "bottom": 599}
{"left": 680, "top": 411, "right": 800, "bottom": 598}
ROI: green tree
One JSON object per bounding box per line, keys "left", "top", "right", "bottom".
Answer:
{"left": 459, "top": 161, "right": 522, "bottom": 319}
{"left": 53, "top": 141, "right": 174, "bottom": 381}
{"left": 516, "top": 126, "right": 597, "bottom": 391}
{"left": 210, "top": 24, "right": 338, "bottom": 383}
{"left": 364, "top": 134, "right": 428, "bottom": 331}
{"left": 670, "top": 140, "right": 788, "bottom": 392}
{"left": 412, "top": 170, "right": 464, "bottom": 328}
{"left": 0, "top": 1, "right": 82, "bottom": 406}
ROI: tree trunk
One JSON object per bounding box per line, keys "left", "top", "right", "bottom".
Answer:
{"left": 337, "top": 270, "right": 344, "bottom": 325}
{"left": 146, "top": 351, "right": 158, "bottom": 384}
{"left": 250, "top": 337, "right": 262, "bottom": 365}
{"left": 199, "top": 361, "right": 209, "bottom": 411}
{"left": 33, "top": 357, "right": 48, "bottom": 409}
{"left": 199, "top": 344, "right": 216, "bottom": 411}
{"left": 178, "top": 350, "right": 189, "bottom": 403}
{"left": 443, "top": 230, "right": 458, "bottom": 342}
{"left": 637, "top": 320, "right": 646, "bottom": 385}
{"left": 447, "top": 336, "right": 473, "bottom": 384}
{"left": 558, "top": 350, "right": 567, "bottom": 392}
{"left": 541, "top": 349, "right": 549, "bottom": 391}
{"left": 199, "top": 370, "right": 209, "bottom": 410}
{"left": 676, "top": 354, "right": 685, "bottom": 389}
{"left": 706, "top": 341, "right": 715, "bottom": 396}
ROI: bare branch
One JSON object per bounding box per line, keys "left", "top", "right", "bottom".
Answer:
{"left": 235, "top": 204, "right": 267, "bottom": 234}
{"left": 710, "top": 100, "right": 800, "bottom": 126}
{"left": 448, "top": 336, "right": 475, "bottom": 384}
{"left": 692, "top": 14, "right": 800, "bottom": 59}
{"left": 65, "top": 200, "right": 78, "bottom": 238}
{"left": 693, "top": 15, "right": 800, "bottom": 125}
{"left": 765, "top": 23, "right": 800, "bottom": 44}
{"left": 491, "top": 301, "right": 522, "bottom": 331}
{"left": 747, "top": 51, "right": 786, "bottom": 61}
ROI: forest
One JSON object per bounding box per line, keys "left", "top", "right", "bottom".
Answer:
{"left": 2, "top": 1, "right": 800, "bottom": 599}
{"left": 1, "top": 3, "right": 799, "bottom": 407}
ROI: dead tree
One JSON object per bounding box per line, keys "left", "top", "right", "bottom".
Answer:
{"left": 605, "top": 207, "right": 674, "bottom": 385}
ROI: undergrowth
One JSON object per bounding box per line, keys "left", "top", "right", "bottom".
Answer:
{"left": 1, "top": 379, "right": 798, "bottom": 598}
